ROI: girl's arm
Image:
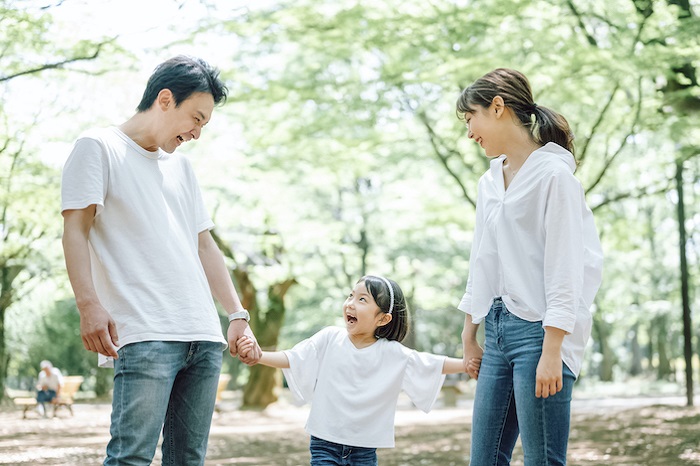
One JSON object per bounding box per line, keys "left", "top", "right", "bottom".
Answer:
{"left": 259, "top": 351, "right": 290, "bottom": 369}
{"left": 443, "top": 357, "right": 471, "bottom": 374}
{"left": 237, "top": 336, "right": 290, "bottom": 368}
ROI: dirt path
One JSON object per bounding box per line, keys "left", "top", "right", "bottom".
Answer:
{"left": 0, "top": 394, "right": 698, "bottom": 465}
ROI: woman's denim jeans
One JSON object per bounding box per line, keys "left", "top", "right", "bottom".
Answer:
{"left": 310, "top": 436, "right": 378, "bottom": 466}
{"left": 470, "top": 298, "right": 575, "bottom": 466}
{"left": 104, "top": 340, "right": 223, "bottom": 466}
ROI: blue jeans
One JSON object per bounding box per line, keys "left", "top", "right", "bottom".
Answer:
{"left": 37, "top": 389, "right": 57, "bottom": 403}
{"left": 470, "top": 298, "right": 575, "bottom": 466}
{"left": 105, "top": 340, "right": 223, "bottom": 466}
{"left": 310, "top": 436, "right": 378, "bottom": 466}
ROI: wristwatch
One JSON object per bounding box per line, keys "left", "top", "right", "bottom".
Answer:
{"left": 228, "top": 310, "right": 250, "bottom": 322}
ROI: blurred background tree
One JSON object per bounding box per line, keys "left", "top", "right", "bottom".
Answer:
{"left": 1, "top": 0, "right": 698, "bottom": 408}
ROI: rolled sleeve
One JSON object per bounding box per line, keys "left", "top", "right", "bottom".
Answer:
{"left": 542, "top": 173, "right": 584, "bottom": 333}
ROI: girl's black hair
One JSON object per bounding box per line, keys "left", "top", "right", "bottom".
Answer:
{"left": 360, "top": 275, "right": 409, "bottom": 342}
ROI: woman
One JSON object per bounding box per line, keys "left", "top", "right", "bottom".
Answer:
{"left": 456, "top": 68, "right": 603, "bottom": 466}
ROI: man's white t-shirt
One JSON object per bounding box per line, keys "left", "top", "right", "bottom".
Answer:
{"left": 282, "top": 326, "right": 446, "bottom": 448}
{"left": 61, "top": 127, "right": 226, "bottom": 353}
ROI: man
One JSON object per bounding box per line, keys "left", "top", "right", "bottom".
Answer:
{"left": 61, "top": 56, "right": 262, "bottom": 465}
{"left": 36, "top": 360, "right": 63, "bottom": 417}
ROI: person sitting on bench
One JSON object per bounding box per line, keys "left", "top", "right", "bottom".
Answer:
{"left": 36, "top": 360, "right": 63, "bottom": 417}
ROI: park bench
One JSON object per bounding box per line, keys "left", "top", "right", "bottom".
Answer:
{"left": 9, "top": 375, "right": 84, "bottom": 419}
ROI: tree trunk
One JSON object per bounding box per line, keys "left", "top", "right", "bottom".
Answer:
{"left": 0, "top": 264, "right": 23, "bottom": 403}
{"left": 655, "top": 315, "right": 673, "bottom": 380}
{"left": 629, "top": 323, "right": 643, "bottom": 376}
{"left": 242, "top": 279, "right": 296, "bottom": 409}
{"left": 0, "top": 307, "right": 6, "bottom": 403}
{"left": 592, "top": 309, "right": 614, "bottom": 381}
{"left": 646, "top": 323, "right": 655, "bottom": 372}
{"left": 675, "top": 159, "right": 694, "bottom": 405}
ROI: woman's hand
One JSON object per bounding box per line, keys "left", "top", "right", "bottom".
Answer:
{"left": 536, "top": 326, "right": 566, "bottom": 398}
{"left": 463, "top": 342, "right": 483, "bottom": 380}
{"left": 535, "top": 351, "right": 562, "bottom": 398}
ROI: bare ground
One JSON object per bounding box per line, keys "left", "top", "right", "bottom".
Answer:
{"left": 0, "top": 393, "right": 698, "bottom": 465}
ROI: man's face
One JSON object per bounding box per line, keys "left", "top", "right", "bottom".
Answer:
{"left": 160, "top": 91, "right": 215, "bottom": 154}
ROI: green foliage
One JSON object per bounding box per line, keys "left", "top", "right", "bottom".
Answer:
{"left": 204, "top": 0, "right": 700, "bottom": 384}
{"left": 0, "top": 0, "right": 122, "bottom": 399}
{"left": 0, "top": 0, "right": 699, "bottom": 399}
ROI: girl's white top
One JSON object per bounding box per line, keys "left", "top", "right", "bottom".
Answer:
{"left": 282, "top": 326, "right": 446, "bottom": 448}
{"left": 458, "top": 142, "right": 603, "bottom": 377}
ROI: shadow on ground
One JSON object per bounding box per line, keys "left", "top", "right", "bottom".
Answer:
{"left": 0, "top": 395, "right": 698, "bottom": 465}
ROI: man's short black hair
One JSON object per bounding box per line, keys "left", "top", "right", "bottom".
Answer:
{"left": 137, "top": 55, "right": 228, "bottom": 112}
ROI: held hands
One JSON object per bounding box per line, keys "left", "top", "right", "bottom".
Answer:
{"left": 463, "top": 342, "right": 484, "bottom": 380}
{"left": 227, "top": 320, "right": 261, "bottom": 365}
{"left": 465, "top": 357, "right": 482, "bottom": 379}
{"left": 79, "top": 302, "right": 119, "bottom": 359}
{"left": 236, "top": 336, "right": 256, "bottom": 361}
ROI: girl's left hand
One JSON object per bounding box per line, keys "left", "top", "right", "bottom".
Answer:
{"left": 535, "top": 352, "right": 563, "bottom": 398}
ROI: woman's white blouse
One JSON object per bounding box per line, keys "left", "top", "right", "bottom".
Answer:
{"left": 458, "top": 142, "right": 603, "bottom": 376}
{"left": 282, "top": 326, "right": 446, "bottom": 448}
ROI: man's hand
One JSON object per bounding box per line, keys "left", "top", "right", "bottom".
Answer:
{"left": 227, "top": 320, "right": 261, "bottom": 365}
{"left": 79, "top": 301, "right": 119, "bottom": 358}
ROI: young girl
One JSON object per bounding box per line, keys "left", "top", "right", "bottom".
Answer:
{"left": 456, "top": 68, "right": 604, "bottom": 466}
{"left": 238, "top": 275, "right": 480, "bottom": 466}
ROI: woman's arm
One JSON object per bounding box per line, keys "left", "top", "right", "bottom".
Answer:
{"left": 536, "top": 327, "right": 566, "bottom": 398}
{"left": 461, "top": 314, "right": 483, "bottom": 379}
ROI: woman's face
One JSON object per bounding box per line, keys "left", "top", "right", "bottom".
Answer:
{"left": 464, "top": 104, "right": 501, "bottom": 158}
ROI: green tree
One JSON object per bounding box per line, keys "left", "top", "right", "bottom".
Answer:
{"left": 207, "top": 0, "right": 700, "bottom": 391}
{"left": 0, "top": 0, "right": 116, "bottom": 400}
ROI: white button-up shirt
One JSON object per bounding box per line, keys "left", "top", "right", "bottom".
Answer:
{"left": 458, "top": 142, "right": 603, "bottom": 376}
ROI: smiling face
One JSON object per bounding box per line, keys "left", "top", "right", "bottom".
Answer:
{"left": 343, "top": 280, "right": 391, "bottom": 339}
{"left": 159, "top": 90, "right": 215, "bottom": 154}
{"left": 463, "top": 103, "right": 503, "bottom": 158}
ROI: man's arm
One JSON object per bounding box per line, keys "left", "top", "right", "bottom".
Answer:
{"left": 62, "top": 206, "right": 119, "bottom": 358}
{"left": 198, "top": 229, "right": 262, "bottom": 364}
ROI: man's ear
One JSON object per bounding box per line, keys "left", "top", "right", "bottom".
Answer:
{"left": 492, "top": 95, "right": 505, "bottom": 118}
{"left": 156, "top": 89, "right": 174, "bottom": 111}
